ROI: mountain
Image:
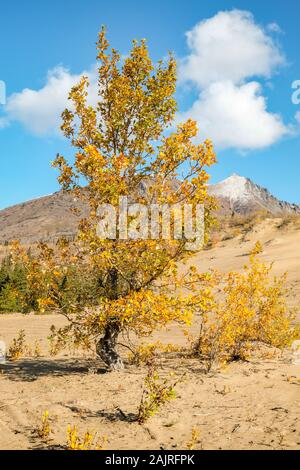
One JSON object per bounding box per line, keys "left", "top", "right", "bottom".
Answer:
{"left": 0, "top": 174, "right": 299, "bottom": 244}
{"left": 0, "top": 192, "right": 85, "bottom": 245}
{"left": 208, "top": 174, "right": 300, "bottom": 216}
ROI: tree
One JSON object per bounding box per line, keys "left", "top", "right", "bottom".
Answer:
{"left": 13, "top": 28, "right": 217, "bottom": 369}
{"left": 0, "top": 256, "right": 27, "bottom": 313}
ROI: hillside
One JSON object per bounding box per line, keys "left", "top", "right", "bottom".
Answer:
{"left": 0, "top": 175, "right": 299, "bottom": 244}
{"left": 0, "top": 192, "right": 85, "bottom": 244}
{"left": 208, "top": 174, "right": 300, "bottom": 216}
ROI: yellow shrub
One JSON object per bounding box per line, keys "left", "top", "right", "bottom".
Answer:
{"left": 137, "top": 367, "right": 183, "bottom": 424}
{"left": 8, "top": 331, "right": 43, "bottom": 360}
{"left": 195, "top": 246, "right": 299, "bottom": 370}
{"left": 186, "top": 427, "right": 202, "bottom": 450}
{"left": 66, "top": 425, "right": 107, "bottom": 450}
{"left": 8, "top": 329, "right": 27, "bottom": 360}
{"left": 37, "top": 410, "right": 51, "bottom": 440}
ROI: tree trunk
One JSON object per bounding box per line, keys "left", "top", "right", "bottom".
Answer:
{"left": 96, "top": 321, "right": 124, "bottom": 370}
{"left": 96, "top": 267, "right": 124, "bottom": 370}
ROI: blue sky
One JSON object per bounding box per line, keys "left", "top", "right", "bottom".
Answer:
{"left": 0, "top": 0, "right": 300, "bottom": 209}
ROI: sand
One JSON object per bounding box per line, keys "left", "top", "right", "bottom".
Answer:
{"left": 0, "top": 217, "right": 299, "bottom": 450}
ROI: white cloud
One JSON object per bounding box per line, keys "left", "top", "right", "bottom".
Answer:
{"left": 0, "top": 9, "right": 290, "bottom": 152}
{"left": 179, "top": 10, "right": 285, "bottom": 88}
{"left": 178, "top": 10, "right": 289, "bottom": 150}
{"left": 5, "top": 65, "right": 98, "bottom": 135}
{"left": 178, "top": 81, "right": 288, "bottom": 150}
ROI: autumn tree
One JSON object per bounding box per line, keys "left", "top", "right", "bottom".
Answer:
{"left": 13, "top": 29, "right": 216, "bottom": 369}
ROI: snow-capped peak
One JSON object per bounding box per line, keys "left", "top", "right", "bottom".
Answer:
{"left": 208, "top": 174, "right": 300, "bottom": 215}
{"left": 209, "top": 174, "right": 249, "bottom": 201}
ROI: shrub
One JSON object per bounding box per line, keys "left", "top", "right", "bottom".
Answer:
{"left": 66, "top": 425, "right": 107, "bottom": 450}
{"left": 137, "top": 366, "right": 184, "bottom": 424}
{"left": 7, "top": 330, "right": 43, "bottom": 360}
{"left": 186, "top": 427, "right": 202, "bottom": 450}
{"left": 8, "top": 329, "right": 27, "bottom": 361}
{"left": 36, "top": 411, "right": 51, "bottom": 440}
{"left": 194, "top": 245, "right": 299, "bottom": 370}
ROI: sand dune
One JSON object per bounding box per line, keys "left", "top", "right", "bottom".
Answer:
{"left": 0, "top": 218, "right": 299, "bottom": 450}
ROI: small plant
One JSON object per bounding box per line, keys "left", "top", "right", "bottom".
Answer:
{"left": 7, "top": 330, "right": 42, "bottom": 360}
{"left": 48, "top": 325, "right": 63, "bottom": 356}
{"left": 66, "top": 425, "right": 107, "bottom": 450}
{"left": 33, "top": 340, "right": 42, "bottom": 358}
{"left": 186, "top": 427, "right": 202, "bottom": 450}
{"left": 251, "top": 240, "right": 263, "bottom": 255}
{"left": 26, "top": 340, "right": 43, "bottom": 358}
{"left": 137, "top": 366, "right": 183, "bottom": 424}
{"left": 276, "top": 214, "right": 300, "bottom": 230}
{"left": 8, "top": 329, "right": 27, "bottom": 360}
{"left": 36, "top": 410, "right": 51, "bottom": 440}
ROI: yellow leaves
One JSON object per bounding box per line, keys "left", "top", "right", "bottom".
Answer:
{"left": 52, "top": 154, "right": 76, "bottom": 191}
{"left": 111, "top": 152, "right": 130, "bottom": 171}
{"left": 287, "top": 376, "right": 300, "bottom": 385}
{"left": 251, "top": 240, "right": 263, "bottom": 256}
{"left": 37, "top": 298, "right": 57, "bottom": 314}
{"left": 9, "top": 28, "right": 219, "bottom": 358}
{"left": 186, "top": 427, "right": 201, "bottom": 450}
{"left": 129, "top": 340, "right": 183, "bottom": 365}
{"left": 137, "top": 366, "right": 182, "bottom": 424}
{"left": 195, "top": 246, "right": 298, "bottom": 369}
{"left": 67, "top": 425, "right": 107, "bottom": 450}
{"left": 86, "top": 287, "right": 201, "bottom": 336}
{"left": 37, "top": 411, "right": 51, "bottom": 440}
{"left": 96, "top": 25, "right": 109, "bottom": 61}
{"left": 177, "top": 119, "right": 198, "bottom": 139}
{"left": 56, "top": 27, "right": 214, "bottom": 212}
{"left": 8, "top": 329, "right": 27, "bottom": 361}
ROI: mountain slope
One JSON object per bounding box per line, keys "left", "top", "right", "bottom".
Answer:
{"left": 208, "top": 174, "right": 300, "bottom": 216}
{"left": 0, "top": 192, "right": 85, "bottom": 244}
{"left": 0, "top": 175, "right": 299, "bottom": 244}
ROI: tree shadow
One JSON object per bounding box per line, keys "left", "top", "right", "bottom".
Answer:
{"left": 31, "top": 443, "right": 65, "bottom": 450}
{"left": 22, "top": 428, "right": 66, "bottom": 451}
{"left": 63, "top": 403, "right": 136, "bottom": 423}
{"left": 0, "top": 357, "right": 107, "bottom": 382}
{"left": 157, "top": 353, "right": 211, "bottom": 375}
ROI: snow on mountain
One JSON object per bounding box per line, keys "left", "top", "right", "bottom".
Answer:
{"left": 209, "top": 174, "right": 300, "bottom": 215}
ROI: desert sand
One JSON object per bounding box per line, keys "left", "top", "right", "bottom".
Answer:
{"left": 0, "top": 217, "right": 299, "bottom": 450}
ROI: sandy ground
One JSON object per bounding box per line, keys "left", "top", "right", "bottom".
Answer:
{"left": 0, "top": 218, "right": 299, "bottom": 450}
{"left": 191, "top": 217, "right": 300, "bottom": 312}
